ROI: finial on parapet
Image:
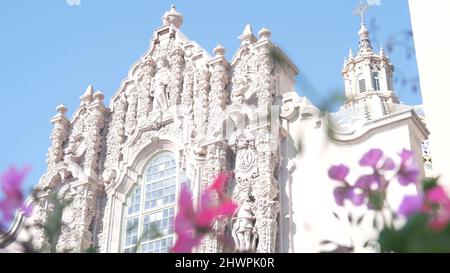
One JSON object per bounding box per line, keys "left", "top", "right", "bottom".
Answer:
{"left": 93, "top": 90, "right": 104, "bottom": 102}
{"left": 348, "top": 48, "right": 354, "bottom": 59}
{"left": 80, "top": 84, "right": 94, "bottom": 103}
{"left": 379, "top": 45, "right": 385, "bottom": 57}
{"left": 51, "top": 102, "right": 69, "bottom": 124}
{"left": 214, "top": 44, "right": 226, "bottom": 56}
{"left": 239, "top": 24, "right": 257, "bottom": 45}
{"left": 162, "top": 4, "right": 183, "bottom": 29}
{"left": 56, "top": 103, "right": 68, "bottom": 115}
{"left": 258, "top": 27, "right": 272, "bottom": 40}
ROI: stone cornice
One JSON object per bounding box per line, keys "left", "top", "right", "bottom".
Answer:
{"left": 329, "top": 108, "right": 429, "bottom": 144}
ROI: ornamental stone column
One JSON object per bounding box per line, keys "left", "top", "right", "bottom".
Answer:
{"left": 197, "top": 45, "right": 231, "bottom": 253}
{"left": 47, "top": 103, "right": 70, "bottom": 166}
{"left": 168, "top": 43, "right": 184, "bottom": 108}
{"left": 253, "top": 28, "right": 280, "bottom": 253}
{"left": 84, "top": 91, "right": 107, "bottom": 178}
{"left": 136, "top": 55, "right": 155, "bottom": 128}
{"left": 193, "top": 64, "right": 210, "bottom": 141}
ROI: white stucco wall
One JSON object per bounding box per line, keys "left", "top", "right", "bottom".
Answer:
{"left": 409, "top": 0, "right": 450, "bottom": 188}
{"left": 288, "top": 111, "right": 426, "bottom": 252}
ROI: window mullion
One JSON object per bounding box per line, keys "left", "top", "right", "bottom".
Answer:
{"left": 138, "top": 177, "right": 145, "bottom": 253}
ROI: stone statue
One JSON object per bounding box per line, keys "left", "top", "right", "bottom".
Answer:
{"left": 151, "top": 58, "right": 170, "bottom": 111}
{"left": 232, "top": 196, "right": 257, "bottom": 252}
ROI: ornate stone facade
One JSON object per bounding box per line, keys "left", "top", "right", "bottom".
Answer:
{"left": 3, "top": 6, "right": 430, "bottom": 253}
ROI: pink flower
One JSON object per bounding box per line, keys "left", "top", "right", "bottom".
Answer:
{"left": 171, "top": 173, "right": 238, "bottom": 253}
{"left": 397, "top": 149, "right": 419, "bottom": 186}
{"left": 328, "top": 164, "right": 349, "bottom": 182}
{"left": 425, "top": 186, "right": 449, "bottom": 205}
{"left": 398, "top": 186, "right": 450, "bottom": 232}
{"left": 425, "top": 186, "right": 450, "bottom": 232}
{"left": 0, "top": 166, "right": 32, "bottom": 224}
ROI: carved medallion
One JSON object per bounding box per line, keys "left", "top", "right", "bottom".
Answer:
{"left": 236, "top": 148, "right": 255, "bottom": 173}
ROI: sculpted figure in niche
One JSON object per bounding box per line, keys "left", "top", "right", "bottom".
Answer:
{"left": 232, "top": 195, "right": 257, "bottom": 252}
{"left": 151, "top": 58, "right": 170, "bottom": 111}
{"left": 64, "top": 134, "right": 86, "bottom": 164}
{"left": 231, "top": 76, "right": 249, "bottom": 105}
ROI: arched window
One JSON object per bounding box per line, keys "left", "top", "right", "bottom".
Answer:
{"left": 122, "top": 152, "right": 182, "bottom": 253}
{"left": 372, "top": 72, "right": 380, "bottom": 91}
{"left": 358, "top": 74, "right": 366, "bottom": 93}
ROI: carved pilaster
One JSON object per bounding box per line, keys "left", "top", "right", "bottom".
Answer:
{"left": 197, "top": 141, "right": 228, "bottom": 253}
{"left": 84, "top": 92, "right": 107, "bottom": 178}
{"left": 125, "top": 88, "right": 138, "bottom": 136}
{"left": 47, "top": 104, "right": 70, "bottom": 166}
{"left": 136, "top": 55, "right": 155, "bottom": 127}
{"left": 32, "top": 193, "right": 54, "bottom": 252}
{"left": 56, "top": 185, "right": 97, "bottom": 253}
{"left": 181, "top": 61, "right": 195, "bottom": 143}
{"left": 230, "top": 130, "right": 259, "bottom": 253}
{"left": 256, "top": 46, "right": 276, "bottom": 110}
{"left": 168, "top": 43, "right": 184, "bottom": 107}
{"left": 208, "top": 45, "right": 229, "bottom": 134}
{"left": 193, "top": 65, "right": 210, "bottom": 140}
{"left": 253, "top": 128, "right": 279, "bottom": 253}
{"left": 232, "top": 132, "right": 257, "bottom": 202}
{"left": 104, "top": 94, "right": 127, "bottom": 172}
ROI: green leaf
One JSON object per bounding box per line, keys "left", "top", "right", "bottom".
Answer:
{"left": 368, "top": 191, "right": 385, "bottom": 211}
{"left": 379, "top": 213, "right": 450, "bottom": 253}
{"left": 422, "top": 177, "right": 440, "bottom": 192}
{"left": 83, "top": 247, "right": 98, "bottom": 253}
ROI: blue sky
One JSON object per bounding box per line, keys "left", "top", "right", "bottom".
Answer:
{"left": 0, "top": 0, "right": 420, "bottom": 192}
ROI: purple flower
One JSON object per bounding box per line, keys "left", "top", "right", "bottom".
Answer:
{"left": 328, "top": 164, "right": 349, "bottom": 182}
{"left": 381, "top": 157, "right": 396, "bottom": 171}
{"left": 0, "top": 166, "right": 32, "bottom": 223}
{"left": 359, "top": 149, "right": 383, "bottom": 168}
{"left": 355, "top": 174, "right": 379, "bottom": 191}
{"left": 333, "top": 186, "right": 364, "bottom": 207}
{"left": 397, "top": 149, "right": 419, "bottom": 186}
{"left": 398, "top": 195, "right": 424, "bottom": 217}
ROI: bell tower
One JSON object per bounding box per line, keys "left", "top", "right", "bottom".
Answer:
{"left": 342, "top": 2, "right": 399, "bottom": 120}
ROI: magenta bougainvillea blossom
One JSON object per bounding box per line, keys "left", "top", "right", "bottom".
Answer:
{"left": 171, "top": 173, "right": 238, "bottom": 253}
{"left": 399, "top": 185, "right": 450, "bottom": 232}
{"left": 0, "top": 166, "right": 33, "bottom": 227}
{"left": 328, "top": 149, "right": 419, "bottom": 210}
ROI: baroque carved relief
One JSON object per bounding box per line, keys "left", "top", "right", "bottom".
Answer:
{"left": 30, "top": 6, "right": 290, "bottom": 255}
